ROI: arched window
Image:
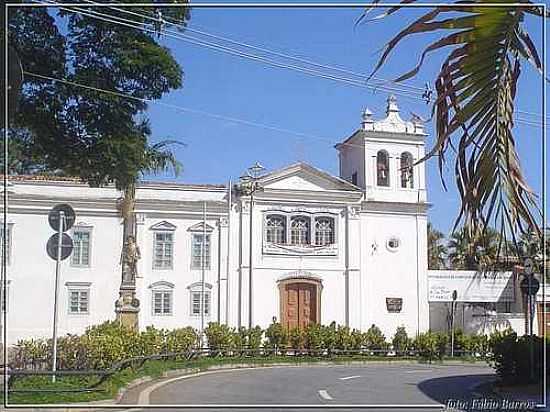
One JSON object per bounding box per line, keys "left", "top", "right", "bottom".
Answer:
{"left": 315, "top": 217, "right": 334, "bottom": 246}
{"left": 377, "top": 150, "right": 390, "bottom": 187}
{"left": 266, "top": 215, "right": 286, "bottom": 244}
{"left": 400, "top": 152, "right": 414, "bottom": 188}
{"left": 290, "top": 216, "right": 310, "bottom": 245}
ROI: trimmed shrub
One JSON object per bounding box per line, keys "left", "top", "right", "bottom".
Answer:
{"left": 350, "top": 329, "right": 364, "bottom": 351}
{"left": 247, "top": 326, "right": 264, "bottom": 355}
{"left": 489, "top": 331, "right": 545, "bottom": 385}
{"left": 321, "top": 322, "right": 337, "bottom": 354}
{"left": 335, "top": 325, "right": 352, "bottom": 351}
{"left": 204, "top": 322, "right": 233, "bottom": 353}
{"left": 231, "top": 327, "right": 248, "bottom": 353}
{"left": 264, "top": 321, "right": 287, "bottom": 352}
{"left": 288, "top": 328, "right": 304, "bottom": 351}
{"left": 165, "top": 327, "right": 198, "bottom": 357}
{"left": 392, "top": 326, "right": 410, "bottom": 355}
{"left": 56, "top": 334, "right": 87, "bottom": 370}
{"left": 414, "top": 331, "right": 448, "bottom": 362}
{"left": 364, "top": 325, "right": 387, "bottom": 351}
{"left": 304, "top": 324, "right": 323, "bottom": 354}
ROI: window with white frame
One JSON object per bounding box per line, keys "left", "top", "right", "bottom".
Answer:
{"left": 68, "top": 289, "right": 90, "bottom": 314}
{"left": 191, "top": 234, "right": 211, "bottom": 269}
{"left": 315, "top": 217, "right": 335, "bottom": 246}
{"left": 153, "top": 232, "right": 174, "bottom": 269}
{"left": 266, "top": 215, "right": 286, "bottom": 244}
{"left": 0, "top": 223, "right": 12, "bottom": 265}
{"left": 152, "top": 290, "right": 173, "bottom": 315}
{"left": 71, "top": 228, "right": 91, "bottom": 267}
{"left": 290, "top": 216, "right": 310, "bottom": 245}
{"left": 188, "top": 283, "right": 211, "bottom": 317}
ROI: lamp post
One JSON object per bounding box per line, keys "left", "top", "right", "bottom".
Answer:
{"left": 450, "top": 290, "right": 457, "bottom": 358}
{"left": 238, "top": 163, "right": 265, "bottom": 330}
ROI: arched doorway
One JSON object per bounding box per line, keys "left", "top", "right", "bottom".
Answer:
{"left": 278, "top": 278, "right": 322, "bottom": 330}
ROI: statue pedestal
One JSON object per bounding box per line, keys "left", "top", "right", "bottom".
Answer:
{"left": 115, "top": 282, "right": 140, "bottom": 330}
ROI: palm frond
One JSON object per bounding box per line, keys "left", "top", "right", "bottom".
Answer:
{"left": 141, "top": 139, "right": 185, "bottom": 177}
{"left": 362, "top": 0, "right": 546, "bottom": 255}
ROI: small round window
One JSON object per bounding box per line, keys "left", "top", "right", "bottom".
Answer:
{"left": 387, "top": 237, "right": 400, "bottom": 252}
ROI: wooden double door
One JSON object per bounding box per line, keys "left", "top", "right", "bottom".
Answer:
{"left": 280, "top": 280, "right": 320, "bottom": 330}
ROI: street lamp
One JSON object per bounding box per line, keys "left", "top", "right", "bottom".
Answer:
{"left": 237, "top": 162, "right": 265, "bottom": 329}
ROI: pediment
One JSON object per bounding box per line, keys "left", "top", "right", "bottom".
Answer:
{"left": 150, "top": 221, "right": 177, "bottom": 231}
{"left": 187, "top": 222, "right": 215, "bottom": 233}
{"left": 261, "top": 163, "right": 360, "bottom": 192}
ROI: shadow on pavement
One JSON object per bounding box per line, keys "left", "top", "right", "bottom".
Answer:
{"left": 417, "top": 373, "right": 497, "bottom": 404}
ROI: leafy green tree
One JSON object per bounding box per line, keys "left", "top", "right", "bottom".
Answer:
{"left": 427, "top": 223, "right": 447, "bottom": 269}
{"left": 358, "top": 1, "right": 547, "bottom": 252}
{"left": 6, "top": 4, "right": 189, "bottom": 246}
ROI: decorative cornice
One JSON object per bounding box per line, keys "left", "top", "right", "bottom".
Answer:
{"left": 277, "top": 270, "right": 323, "bottom": 283}
{"left": 187, "top": 282, "right": 213, "bottom": 290}
{"left": 65, "top": 281, "right": 92, "bottom": 288}
{"left": 187, "top": 222, "right": 215, "bottom": 233}
{"left": 263, "top": 242, "right": 338, "bottom": 257}
{"left": 361, "top": 200, "right": 431, "bottom": 215}
{"left": 148, "top": 280, "right": 175, "bottom": 289}
{"left": 150, "top": 221, "right": 177, "bottom": 231}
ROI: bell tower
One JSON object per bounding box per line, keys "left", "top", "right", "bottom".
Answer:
{"left": 335, "top": 95, "right": 428, "bottom": 205}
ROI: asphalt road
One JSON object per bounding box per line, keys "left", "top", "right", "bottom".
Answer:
{"left": 124, "top": 363, "right": 499, "bottom": 412}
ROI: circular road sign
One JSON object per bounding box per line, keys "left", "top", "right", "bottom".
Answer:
{"left": 48, "top": 204, "right": 76, "bottom": 232}
{"left": 46, "top": 233, "right": 74, "bottom": 261}
{"left": 520, "top": 276, "right": 540, "bottom": 296}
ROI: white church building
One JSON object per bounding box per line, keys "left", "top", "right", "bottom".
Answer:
{"left": 3, "top": 95, "right": 534, "bottom": 346}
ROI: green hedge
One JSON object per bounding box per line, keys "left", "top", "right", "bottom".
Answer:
{"left": 11, "top": 321, "right": 198, "bottom": 370}
{"left": 13, "top": 320, "right": 528, "bottom": 371}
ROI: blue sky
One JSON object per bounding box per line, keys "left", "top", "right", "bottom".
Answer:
{"left": 140, "top": 5, "right": 548, "bottom": 236}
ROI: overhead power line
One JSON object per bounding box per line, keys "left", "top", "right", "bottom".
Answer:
{"left": 72, "top": 0, "right": 550, "bottom": 122}
{"left": 23, "top": 71, "right": 366, "bottom": 149}
{"left": 49, "top": 3, "right": 428, "bottom": 103}
{"left": 77, "top": 0, "right": 428, "bottom": 93}
{"left": 21, "top": 2, "right": 549, "bottom": 131}
{"left": 58, "top": 1, "right": 549, "bottom": 123}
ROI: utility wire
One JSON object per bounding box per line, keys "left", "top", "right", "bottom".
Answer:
{"left": 76, "top": 0, "right": 427, "bottom": 94}
{"left": 26, "top": 2, "right": 549, "bottom": 130}
{"left": 52, "top": 3, "right": 428, "bottom": 103}
{"left": 59, "top": 1, "right": 549, "bottom": 123}
{"left": 71, "top": 0, "right": 550, "bottom": 122}
{"left": 23, "top": 71, "right": 371, "bottom": 150}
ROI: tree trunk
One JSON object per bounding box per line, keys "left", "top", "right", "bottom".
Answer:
{"left": 121, "top": 183, "right": 136, "bottom": 242}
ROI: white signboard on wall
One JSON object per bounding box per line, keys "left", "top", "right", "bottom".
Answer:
{"left": 428, "top": 270, "right": 515, "bottom": 302}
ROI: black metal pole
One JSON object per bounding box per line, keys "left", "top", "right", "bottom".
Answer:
{"left": 528, "top": 276, "right": 535, "bottom": 382}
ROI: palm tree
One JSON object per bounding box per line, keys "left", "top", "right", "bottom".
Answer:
{"left": 516, "top": 229, "right": 550, "bottom": 277}
{"left": 357, "top": 1, "right": 546, "bottom": 253}
{"left": 427, "top": 222, "right": 447, "bottom": 269}
{"left": 447, "top": 227, "right": 500, "bottom": 270}
{"left": 118, "top": 140, "right": 183, "bottom": 244}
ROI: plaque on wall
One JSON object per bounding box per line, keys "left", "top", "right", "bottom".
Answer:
{"left": 386, "top": 297, "right": 403, "bottom": 313}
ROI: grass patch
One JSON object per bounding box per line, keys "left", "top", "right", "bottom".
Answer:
{"left": 5, "top": 354, "right": 485, "bottom": 405}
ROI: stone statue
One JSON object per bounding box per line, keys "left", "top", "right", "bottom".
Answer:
{"left": 120, "top": 235, "right": 141, "bottom": 284}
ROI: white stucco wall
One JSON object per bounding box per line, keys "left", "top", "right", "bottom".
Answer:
{"left": 3, "top": 96, "right": 437, "bottom": 346}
